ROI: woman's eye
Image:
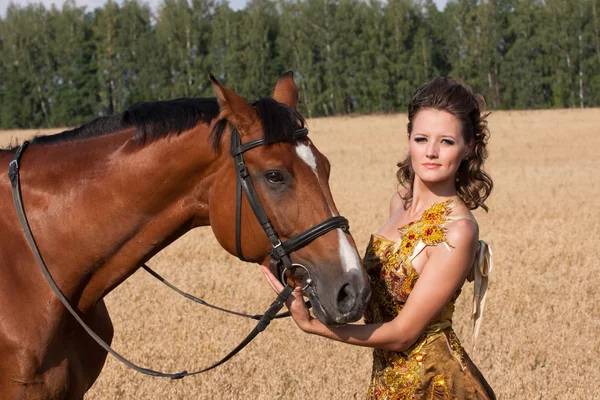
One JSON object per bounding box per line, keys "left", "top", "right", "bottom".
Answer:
{"left": 265, "top": 171, "right": 285, "bottom": 184}
{"left": 414, "top": 137, "right": 427, "bottom": 143}
{"left": 441, "top": 139, "right": 455, "bottom": 145}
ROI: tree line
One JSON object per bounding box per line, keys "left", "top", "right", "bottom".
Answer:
{"left": 1, "top": 0, "right": 599, "bottom": 129}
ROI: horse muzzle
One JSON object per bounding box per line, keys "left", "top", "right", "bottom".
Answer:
{"left": 304, "top": 269, "right": 371, "bottom": 325}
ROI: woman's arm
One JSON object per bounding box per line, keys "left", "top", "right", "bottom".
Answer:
{"left": 261, "top": 219, "right": 478, "bottom": 352}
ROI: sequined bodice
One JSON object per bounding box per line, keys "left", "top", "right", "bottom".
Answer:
{"left": 363, "top": 200, "right": 459, "bottom": 327}
{"left": 363, "top": 200, "right": 495, "bottom": 399}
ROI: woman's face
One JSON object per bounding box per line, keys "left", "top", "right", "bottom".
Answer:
{"left": 409, "top": 108, "right": 470, "bottom": 185}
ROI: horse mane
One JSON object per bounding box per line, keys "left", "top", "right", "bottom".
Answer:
{"left": 209, "top": 98, "right": 306, "bottom": 152}
{"left": 24, "top": 97, "right": 304, "bottom": 151}
{"left": 32, "top": 98, "right": 221, "bottom": 145}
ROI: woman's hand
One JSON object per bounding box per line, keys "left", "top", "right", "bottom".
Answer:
{"left": 261, "top": 267, "right": 406, "bottom": 351}
{"left": 260, "top": 265, "right": 315, "bottom": 333}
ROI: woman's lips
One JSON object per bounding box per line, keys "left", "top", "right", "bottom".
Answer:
{"left": 422, "top": 163, "right": 441, "bottom": 169}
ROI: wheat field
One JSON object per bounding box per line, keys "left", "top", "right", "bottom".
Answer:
{"left": 1, "top": 108, "right": 598, "bottom": 399}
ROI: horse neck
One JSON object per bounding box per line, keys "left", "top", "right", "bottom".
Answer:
{"left": 19, "top": 125, "right": 224, "bottom": 312}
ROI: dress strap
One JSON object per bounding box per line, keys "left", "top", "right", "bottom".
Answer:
{"left": 446, "top": 213, "right": 478, "bottom": 225}
{"left": 408, "top": 241, "right": 427, "bottom": 262}
{"left": 408, "top": 240, "right": 452, "bottom": 262}
{"left": 467, "top": 240, "right": 493, "bottom": 352}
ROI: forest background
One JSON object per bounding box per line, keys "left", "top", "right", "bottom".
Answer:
{"left": 1, "top": 0, "right": 599, "bottom": 128}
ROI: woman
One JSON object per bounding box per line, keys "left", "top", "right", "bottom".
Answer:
{"left": 262, "top": 76, "right": 495, "bottom": 399}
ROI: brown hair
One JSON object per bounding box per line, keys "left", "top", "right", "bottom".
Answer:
{"left": 397, "top": 77, "right": 493, "bottom": 211}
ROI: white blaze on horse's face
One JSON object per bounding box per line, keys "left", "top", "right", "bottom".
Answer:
{"left": 295, "top": 143, "right": 318, "bottom": 177}
{"left": 295, "top": 142, "right": 361, "bottom": 275}
{"left": 337, "top": 229, "right": 361, "bottom": 273}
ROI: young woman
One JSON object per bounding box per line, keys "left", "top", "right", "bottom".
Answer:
{"left": 262, "top": 76, "right": 495, "bottom": 399}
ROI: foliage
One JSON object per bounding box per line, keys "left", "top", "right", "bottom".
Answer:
{"left": 0, "top": 0, "right": 598, "bottom": 128}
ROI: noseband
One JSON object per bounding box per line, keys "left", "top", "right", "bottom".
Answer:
{"left": 230, "top": 126, "right": 349, "bottom": 287}
{"left": 7, "top": 126, "right": 350, "bottom": 380}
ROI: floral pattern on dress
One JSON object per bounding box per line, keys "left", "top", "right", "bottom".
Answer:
{"left": 396, "top": 200, "right": 453, "bottom": 259}
{"left": 364, "top": 200, "right": 473, "bottom": 400}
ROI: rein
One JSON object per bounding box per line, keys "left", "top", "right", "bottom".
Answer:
{"left": 7, "top": 126, "right": 348, "bottom": 379}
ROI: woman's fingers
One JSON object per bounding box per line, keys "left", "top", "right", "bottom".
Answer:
{"left": 260, "top": 265, "right": 284, "bottom": 293}
{"left": 260, "top": 266, "right": 313, "bottom": 331}
{"left": 261, "top": 266, "right": 304, "bottom": 307}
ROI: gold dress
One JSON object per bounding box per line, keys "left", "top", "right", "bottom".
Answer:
{"left": 363, "top": 200, "right": 495, "bottom": 400}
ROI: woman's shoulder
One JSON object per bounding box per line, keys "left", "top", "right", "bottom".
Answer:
{"left": 445, "top": 218, "right": 478, "bottom": 245}
{"left": 447, "top": 200, "right": 478, "bottom": 227}
{"left": 444, "top": 201, "right": 479, "bottom": 248}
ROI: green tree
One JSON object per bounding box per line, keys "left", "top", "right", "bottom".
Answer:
{"left": 541, "top": 0, "right": 583, "bottom": 107}
{"left": 300, "top": 0, "right": 339, "bottom": 116}
{"left": 344, "top": 0, "right": 392, "bottom": 113}
{"left": 209, "top": 1, "right": 244, "bottom": 91}
{"left": 48, "top": 1, "right": 99, "bottom": 126}
{"left": 0, "top": 4, "right": 54, "bottom": 127}
{"left": 155, "top": 0, "right": 214, "bottom": 99}
{"left": 501, "top": 0, "right": 549, "bottom": 108}
{"left": 381, "top": 0, "right": 418, "bottom": 110}
{"left": 2, "top": 0, "right": 600, "bottom": 129}
{"left": 190, "top": 0, "right": 216, "bottom": 97}
{"left": 475, "top": 0, "right": 509, "bottom": 108}
{"left": 93, "top": 0, "right": 122, "bottom": 115}
{"left": 277, "top": 0, "right": 321, "bottom": 117}
{"left": 586, "top": 0, "right": 600, "bottom": 106}
{"left": 237, "top": 0, "right": 281, "bottom": 98}
{"left": 115, "top": 0, "right": 157, "bottom": 104}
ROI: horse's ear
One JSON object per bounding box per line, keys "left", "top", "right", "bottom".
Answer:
{"left": 210, "top": 73, "right": 259, "bottom": 135}
{"left": 272, "top": 71, "right": 298, "bottom": 109}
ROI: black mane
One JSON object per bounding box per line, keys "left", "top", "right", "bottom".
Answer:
{"left": 209, "top": 98, "right": 306, "bottom": 152}
{"left": 32, "top": 98, "right": 220, "bottom": 145}
{"left": 28, "top": 96, "right": 305, "bottom": 151}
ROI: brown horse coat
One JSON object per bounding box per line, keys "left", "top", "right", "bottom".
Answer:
{"left": 0, "top": 74, "right": 369, "bottom": 399}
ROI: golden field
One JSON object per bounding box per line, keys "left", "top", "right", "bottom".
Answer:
{"left": 1, "top": 108, "right": 598, "bottom": 399}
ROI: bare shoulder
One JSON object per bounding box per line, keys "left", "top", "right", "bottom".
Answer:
{"left": 448, "top": 202, "right": 479, "bottom": 240}
{"left": 449, "top": 200, "right": 475, "bottom": 219}
{"left": 445, "top": 218, "right": 479, "bottom": 248}
{"left": 426, "top": 218, "right": 478, "bottom": 277}
{"left": 389, "top": 188, "right": 408, "bottom": 217}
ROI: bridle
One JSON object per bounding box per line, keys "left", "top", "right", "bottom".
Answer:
{"left": 7, "top": 125, "right": 349, "bottom": 379}
{"left": 230, "top": 125, "right": 349, "bottom": 289}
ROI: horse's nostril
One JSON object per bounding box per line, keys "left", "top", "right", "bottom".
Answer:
{"left": 336, "top": 283, "right": 357, "bottom": 314}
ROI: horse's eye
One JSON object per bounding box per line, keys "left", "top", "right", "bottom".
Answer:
{"left": 265, "top": 171, "right": 285, "bottom": 184}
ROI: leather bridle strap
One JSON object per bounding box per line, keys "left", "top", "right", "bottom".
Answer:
{"left": 140, "top": 263, "right": 300, "bottom": 320}
{"left": 231, "top": 127, "right": 296, "bottom": 267}
{"left": 278, "top": 216, "right": 349, "bottom": 255}
{"left": 235, "top": 169, "right": 245, "bottom": 261}
{"left": 8, "top": 142, "right": 294, "bottom": 380}
{"left": 230, "top": 127, "right": 349, "bottom": 282}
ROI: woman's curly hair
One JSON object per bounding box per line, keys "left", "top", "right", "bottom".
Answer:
{"left": 397, "top": 77, "right": 493, "bottom": 211}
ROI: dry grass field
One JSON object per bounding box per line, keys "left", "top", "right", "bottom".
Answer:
{"left": 1, "top": 108, "right": 598, "bottom": 399}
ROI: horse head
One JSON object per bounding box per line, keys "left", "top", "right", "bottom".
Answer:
{"left": 207, "top": 73, "right": 370, "bottom": 325}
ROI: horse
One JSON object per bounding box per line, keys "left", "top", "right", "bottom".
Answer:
{"left": 0, "top": 73, "right": 371, "bottom": 399}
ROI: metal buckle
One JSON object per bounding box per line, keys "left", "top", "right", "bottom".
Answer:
{"left": 9, "top": 159, "right": 18, "bottom": 171}
{"left": 280, "top": 263, "right": 313, "bottom": 291}
{"left": 236, "top": 163, "right": 249, "bottom": 178}
{"left": 269, "top": 239, "right": 287, "bottom": 261}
